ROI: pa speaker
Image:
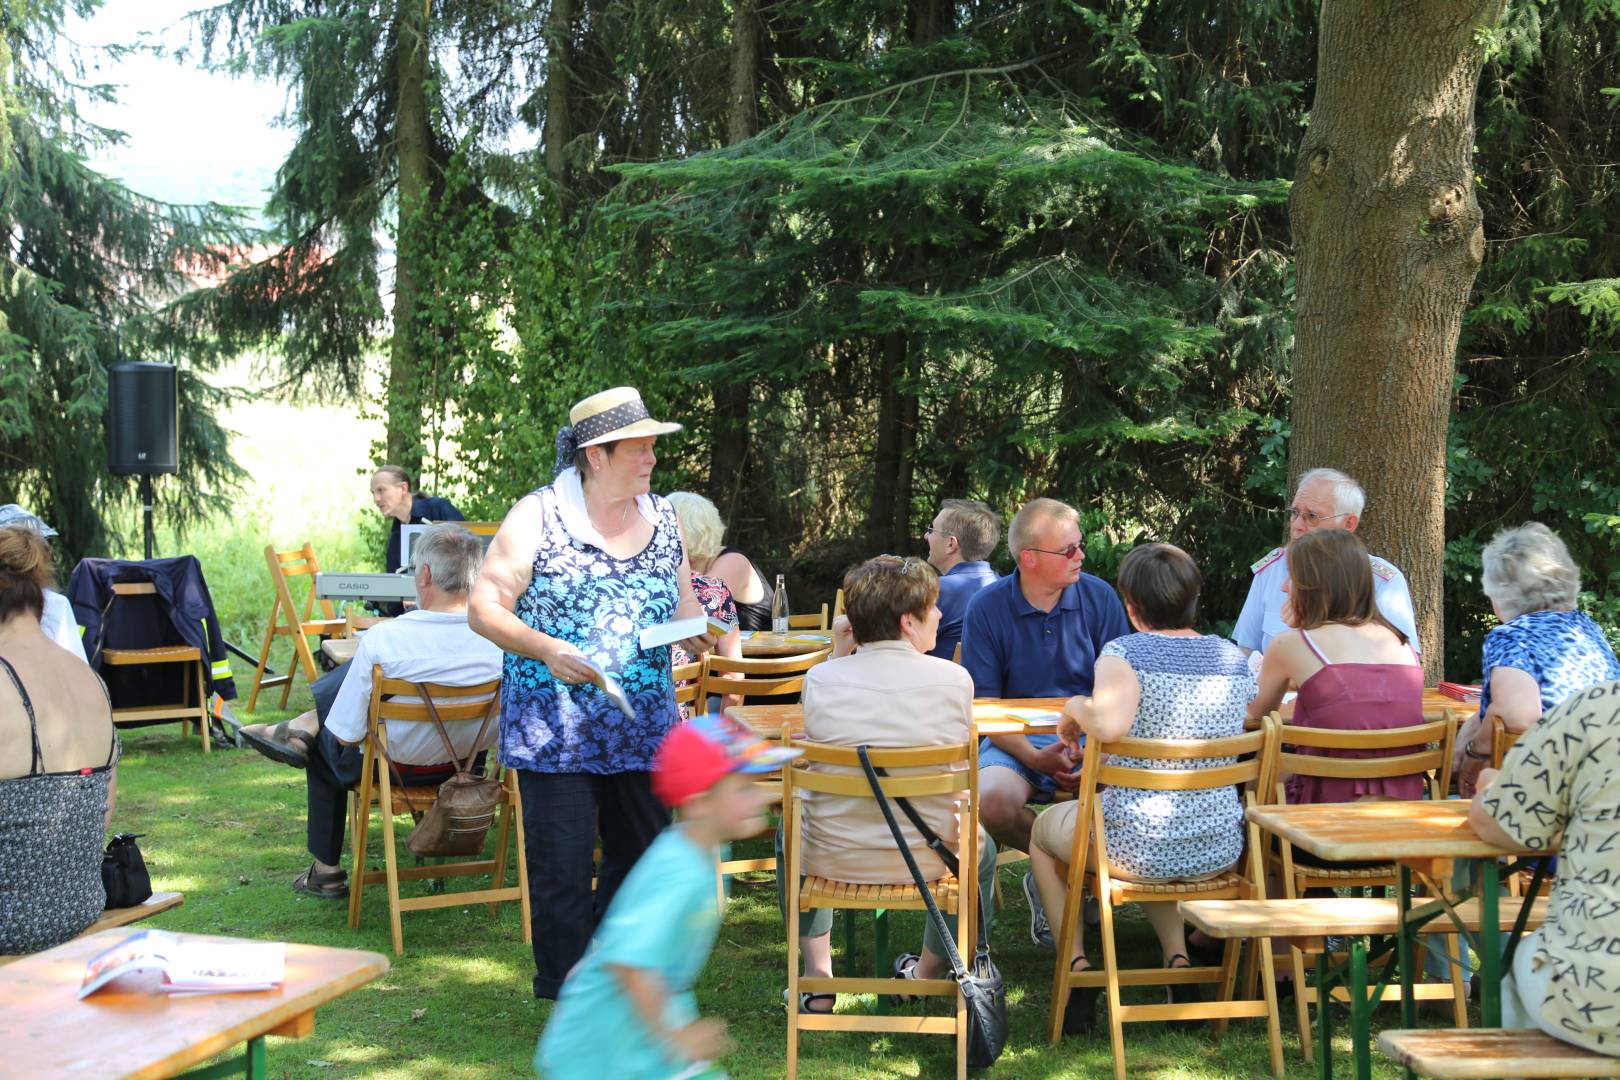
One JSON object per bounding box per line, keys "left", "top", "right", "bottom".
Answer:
{"left": 107, "top": 362, "right": 179, "bottom": 475}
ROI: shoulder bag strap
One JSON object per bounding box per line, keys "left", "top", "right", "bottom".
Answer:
{"left": 410, "top": 681, "right": 471, "bottom": 772}
{"left": 856, "top": 744, "right": 972, "bottom": 981}
{"left": 0, "top": 656, "right": 45, "bottom": 776}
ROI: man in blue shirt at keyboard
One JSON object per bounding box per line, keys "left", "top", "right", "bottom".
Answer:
{"left": 959, "top": 497, "right": 1129, "bottom": 855}
{"left": 924, "top": 498, "right": 1002, "bottom": 661}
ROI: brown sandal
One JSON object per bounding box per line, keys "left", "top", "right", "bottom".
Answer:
{"left": 292, "top": 863, "right": 348, "bottom": 899}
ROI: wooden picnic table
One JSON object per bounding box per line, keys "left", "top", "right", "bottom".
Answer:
{"left": 726, "top": 697, "right": 1068, "bottom": 739}
{"left": 1246, "top": 799, "right": 1548, "bottom": 1079}
{"left": 738, "top": 630, "right": 836, "bottom": 657}
{"left": 0, "top": 930, "right": 389, "bottom": 1079}
{"left": 1277, "top": 688, "right": 1467, "bottom": 724}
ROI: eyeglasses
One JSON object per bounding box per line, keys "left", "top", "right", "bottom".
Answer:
{"left": 1027, "top": 543, "right": 1084, "bottom": 560}
{"left": 1285, "top": 506, "right": 1348, "bottom": 526}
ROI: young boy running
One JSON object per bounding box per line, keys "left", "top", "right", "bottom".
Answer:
{"left": 536, "top": 714, "right": 798, "bottom": 1079}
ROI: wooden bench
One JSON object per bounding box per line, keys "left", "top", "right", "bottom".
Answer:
{"left": 0, "top": 891, "right": 183, "bottom": 966}
{"left": 1180, "top": 896, "right": 1548, "bottom": 941}
{"left": 1379, "top": 1028, "right": 1620, "bottom": 1078}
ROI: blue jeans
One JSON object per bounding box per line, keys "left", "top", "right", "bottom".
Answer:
{"left": 977, "top": 734, "right": 1062, "bottom": 801}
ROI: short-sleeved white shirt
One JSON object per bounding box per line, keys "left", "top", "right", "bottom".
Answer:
{"left": 40, "top": 589, "right": 88, "bottom": 663}
{"left": 1232, "top": 546, "right": 1420, "bottom": 655}
{"left": 325, "top": 609, "right": 503, "bottom": 765}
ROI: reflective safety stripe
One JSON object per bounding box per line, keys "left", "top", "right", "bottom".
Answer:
{"left": 211, "top": 660, "right": 233, "bottom": 678}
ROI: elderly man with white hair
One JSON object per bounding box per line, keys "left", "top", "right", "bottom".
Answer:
{"left": 1233, "top": 467, "right": 1419, "bottom": 657}
{"left": 1454, "top": 522, "right": 1620, "bottom": 796}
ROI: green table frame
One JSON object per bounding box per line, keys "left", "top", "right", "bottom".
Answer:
{"left": 173, "top": 1036, "right": 268, "bottom": 1080}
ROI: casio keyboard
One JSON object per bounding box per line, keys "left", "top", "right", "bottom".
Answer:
{"left": 314, "top": 572, "right": 418, "bottom": 604}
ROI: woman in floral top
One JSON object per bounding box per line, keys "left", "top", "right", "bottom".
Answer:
{"left": 668, "top": 493, "right": 745, "bottom": 719}
{"left": 470, "top": 387, "right": 716, "bottom": 1001}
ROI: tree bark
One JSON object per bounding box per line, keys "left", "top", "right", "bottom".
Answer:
{"left": 543, "top": 0, "right": 575, "bottom": 195}
{"left": 386, "top": 0, "right": 431, "bottom": 474}
{"left": 1288, "top": 0, "right": 1505, "bottom": 679}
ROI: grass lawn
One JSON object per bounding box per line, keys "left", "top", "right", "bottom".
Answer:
{"left": 116, "top": 704, "right": 1436, "bottom": 1079}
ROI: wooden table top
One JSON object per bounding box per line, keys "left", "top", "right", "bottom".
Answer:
{"left": 738, "top": 630, "right": 836, "bottom": 657}
{"left": 0, "top": 931, "right": 389, "bottom": 1080}
{"left": 1246, "top": 799, "right": 1542, "bottom": 863}
{"left": 727, "top": 697, "right": 1068, "bottom": 739}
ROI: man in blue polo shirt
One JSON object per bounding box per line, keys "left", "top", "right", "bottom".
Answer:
{"left": 960, "top": 497, "right": 1129, "bottom": 855}
{"left": 924, "top": 498, "right": 1001, "bottom": 661}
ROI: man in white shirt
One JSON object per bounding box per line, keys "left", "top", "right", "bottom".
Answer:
{"left": 1233, "top": 468, "right": 1420, "bottom": 657}
{"left": 239, "top": 525, "right": 501, "bottom": 899}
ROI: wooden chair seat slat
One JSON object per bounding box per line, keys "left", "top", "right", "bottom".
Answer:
{"left": 102, "top": 645, "right": 203, "bottom": 664}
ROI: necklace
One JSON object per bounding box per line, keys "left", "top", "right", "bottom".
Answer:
{"left": 589, "top": 497, "right": 632, "bottom": 536}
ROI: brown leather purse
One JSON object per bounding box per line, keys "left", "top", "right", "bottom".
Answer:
{"left": 374, "top": 685, "right": 502, "bottom": 857}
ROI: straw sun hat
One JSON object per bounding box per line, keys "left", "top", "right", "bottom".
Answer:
{"left": 554, "top": 386, "right": 683, "bottom": 473}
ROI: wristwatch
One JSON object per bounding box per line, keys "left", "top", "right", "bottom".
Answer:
{"left": 1463, "top": 742, "right": 1491, "bottom": 761}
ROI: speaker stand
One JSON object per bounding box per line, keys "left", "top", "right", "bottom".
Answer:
{"left": 140, "top": 474, "right": 156, "bottom": 560}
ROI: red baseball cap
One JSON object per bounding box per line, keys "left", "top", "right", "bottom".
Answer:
{"left": 652, "top": 714, "right": 802, "bottom": 808}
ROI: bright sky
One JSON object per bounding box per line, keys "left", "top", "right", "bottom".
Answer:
{"left": 68, "top": 0, "right": 292, "bottom": 212}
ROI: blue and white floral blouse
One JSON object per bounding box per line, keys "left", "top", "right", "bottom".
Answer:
{"left": 1479, "top": 608, "right": 1620, "bottom": 720}
{"left": 499, "top": 473, "right": 682, "bottom": 774}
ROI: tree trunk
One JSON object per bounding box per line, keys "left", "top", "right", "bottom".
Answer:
{"left": 386, "top": 0, "right": 431, "bottom": 475}
{"left": 543, "top": 0, "right": 575, "bottom": 195}
{"left": 1287, "top": 0, "right": 1505, "bottom": 679}
{"left": 711, "top": 0, "right": 761, "bottom": 526}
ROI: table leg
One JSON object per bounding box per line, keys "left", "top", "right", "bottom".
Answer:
{"left": 173, "top": 1036, "right": 269, "bottom": 1080}
{"left": 1317, "top": 951, "right": 1334, "bottom": 1080}
{"left": 1480, "top": 859, "right": 1501, "bottom": 1028}
{"left": 1349, "top": 939, "right": 1371, "bottom": 1080}
{"left": 1396, "top": 863, "right": 1416, "bottom": 1031}
{"left": 245, "top": 1037, "right": 267, "bottom": 1079}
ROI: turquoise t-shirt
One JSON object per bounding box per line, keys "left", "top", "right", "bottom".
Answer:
{"left": 535, "top": 826, "right": 723, "bottom": 1079}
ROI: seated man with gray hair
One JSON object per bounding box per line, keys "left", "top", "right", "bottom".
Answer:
{"left": 1234, "top": 467, "right": 1419, "bottom": 656}
{"left": 239, "top": 525, "right": 502, "bottom": 898}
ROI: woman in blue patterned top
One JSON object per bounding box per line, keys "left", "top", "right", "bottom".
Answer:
{"left": 470, "top": 387, "right": 716, "bottom": 1000}
{"left": 1456, "top": 522, "right": 1620, "bottom": 796}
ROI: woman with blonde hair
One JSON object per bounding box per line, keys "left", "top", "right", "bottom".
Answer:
{"left": 666, "top": 493, "right": 743, "bottom": 717}
{"left": 0, "top": 525, "right": 119, "bottom": 953}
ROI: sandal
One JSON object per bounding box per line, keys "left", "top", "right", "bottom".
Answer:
{"left": 888, "top": 953, "right": 923, "bottom": 1005}
{"left": 292, "top": 863, "right": 349, "bottom": 899}
{"left": 782, "top": 989, "right": 835, "bottom": 1014}
{"left": 1064, "top": 957, "right": 1100, "bottom": 1036}
{"left": 1165, "top": 954, "right": 1203, "bottom": 1031}
{"left": 241, "top": 721, "right": 317, "bottom": 768}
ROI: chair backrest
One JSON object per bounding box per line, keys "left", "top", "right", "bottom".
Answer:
{"left": 1068, "top": 720, "right": 1276, "bottom": 876}
{"left": 832, "top": 589, "right": 844, "bottom": 622}
{"left": 1270, "top": 717, "right": 1455, "bottom": 802}
{"left": 265, "top": 542, "right": 337, "bottom": 624}
{"left": 702, "top": 649, "right": 831, "bottom": 702}
{"left": 1491, "top": 715, "right": 1521, "bottom": 769}
{"left": 370, "top": 669, "right": 503, "bottom": 728}
{"left": 673, "top": 658, "right": 707, "bottom": 716}
{"left": 785, "top": 740, "right": 976, "bottom": 800}
{"left": 951, "top": 641, "right": 962, "bottom": 665}
{"left": 787, "top": 606, "right": 829, "bottom": 631}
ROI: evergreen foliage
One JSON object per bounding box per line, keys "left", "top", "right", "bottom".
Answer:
{"left": 1, "top": 0, "right": 255, "bottom": 560}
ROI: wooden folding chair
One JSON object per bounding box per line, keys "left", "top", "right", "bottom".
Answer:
{"left": 1049, "top": 719, "right": 1285, "bottom": 1080}
{"left": 783, "top": 740, "right": 980, "bottom": 1080}
{"left": 673, "top": 657, "right": 708, "bottom": 718}
{"left": 346, "top": 669, "right": 528, "bottom": 955}
{"left": 1265, "top": 716, "right": 1465, "bottom": 1063}
{"left": 247, "top": 543, "right": 349, "bottom": 711}
{"left": 703, "top": 650, "right": 830, "bottom": 891}
{"left": 101, "top": 583, "right": 210, "bottom": 752}
{"left": 1489, "top": 714, "right": 1522, "bottom": 768}
{"left": 832, "top": 589, "right": 844, "bottom": 622}
{"left": 787, "top": 606, "right": 829, "bottom": 631}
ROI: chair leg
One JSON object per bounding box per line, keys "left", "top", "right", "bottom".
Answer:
{"left": 1258, "top": 934, "right": 1285, "bottom": 1079}
{"left": 196, "top": 661, "right": 210, "bottom": 754}
{"left": 1447, "top": 932, "right": 1469, "bottom": 1029}
{"left": 348, "top": 789, "right": 373, "bottom": 931}
{"left": 381, "top": 779, "right": 404, "bottom": 955}
{"left": 510, "top": 774, "right": 532, "bottom": 945}
{"left": 1212, "top": 936, "right": 1241, "bottom": 1038}
{"left": 1095, "top": 882, "right": 1128, "bottom": 1080}
{"left": 247, "top": 610, "right": 278, "bottom": 712}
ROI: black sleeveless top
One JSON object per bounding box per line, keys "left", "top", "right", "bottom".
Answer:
{"left": 719, "top": 547, "right": 774, "bottom": 631}
{"left": 0, "top": 656, "right": 118, "bottom": 954}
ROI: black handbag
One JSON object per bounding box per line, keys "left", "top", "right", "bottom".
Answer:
{"left": 856, "top": 745, "right": 1008, "bottom": 1070}
{"left": 101, "top": 832, "right": 153, "bottom": 909}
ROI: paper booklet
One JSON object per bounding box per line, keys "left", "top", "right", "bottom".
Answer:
{"left": 581, "top": 658, "right": 636, "bottom": 719}
{"left": 638, "top": 614, "right": 737, "bottom": 651}
{"left": 1003, "top": 709, "right": 1062, "bottom": 728}
{"left": 79, "top": 930, "right": 285, "bottom": 998}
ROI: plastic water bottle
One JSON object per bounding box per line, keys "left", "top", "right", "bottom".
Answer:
{"left": 771, "top": 574, "right": 789, "bottom": 634}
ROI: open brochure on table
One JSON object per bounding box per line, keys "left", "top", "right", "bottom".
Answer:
{"left": 1001, "top": 708, "right": 1062, "bottom": 728}
{"left": 79, "top": 930, "right": 285, "bottom": 998}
